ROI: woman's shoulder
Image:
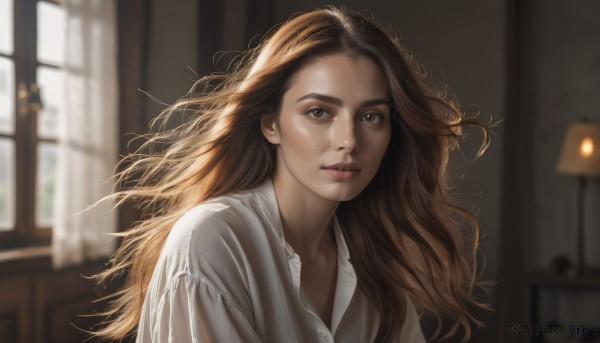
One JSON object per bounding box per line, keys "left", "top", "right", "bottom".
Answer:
{"left": 148, "top": 189, "right": 272, "bottom": 307}
{"left": 183, "top": 184, "right": 272, "bottom": 230}
{"left": 141, "top": 190, "right": 271, "bottom": 330}
{"left": 164, "top": 190, "right": 260, "bottom": 258}
{"left": 174, "top": 191, "right": 254, "bottom": 236}
{"left": 159, "top": 184, "right": 278, "bottom": 277}
{"left": 167, "top": 180, "right": 278, "bottom": 251}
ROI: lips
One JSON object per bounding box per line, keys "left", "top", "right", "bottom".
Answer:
{"left": 322, "top": 162, "right": 361, "bottom": 181}
{"left": 322, "top": 162, "right": 361, "bottom": 171}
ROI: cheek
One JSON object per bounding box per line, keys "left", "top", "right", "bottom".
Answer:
{"left": 280, "top": 116, "right": 326, "bottom": 154}
{"left": 365, "top": 129, "right": 391, "bottom": 156}
{"left": 381, "top": 132, "right": 392, "bottom": 154}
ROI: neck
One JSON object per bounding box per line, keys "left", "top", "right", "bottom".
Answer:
{"left": 272, "top": 176, "right": 338, "bottom": 260}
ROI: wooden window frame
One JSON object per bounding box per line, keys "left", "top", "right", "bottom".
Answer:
{"left": 0, "top": 0, "right": 63, "bottom": 249}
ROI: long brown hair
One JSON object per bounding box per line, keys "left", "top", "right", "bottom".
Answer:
{"left": 94, "top": 6, "right": 491, "bottom": 342}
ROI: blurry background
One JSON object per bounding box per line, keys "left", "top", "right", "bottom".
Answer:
{"left": 0, "top": 0, "right": 599, "bottom": 342}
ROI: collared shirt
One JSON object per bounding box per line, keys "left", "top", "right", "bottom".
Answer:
{"left": 136, "top": 179, "right": 426, "bottom": 342}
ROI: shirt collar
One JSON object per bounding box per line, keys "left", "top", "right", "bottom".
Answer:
{"left": 332, "top": 215, "right": 351, "bottom": 262}
{"left": 252, "top": 178, "right": 357, "bottom": 335}
{"left": 251, "top": 178, "right": 352, "bottom": 262}
{"left": 251, "top": 178, "right": 295, "bottom": 258}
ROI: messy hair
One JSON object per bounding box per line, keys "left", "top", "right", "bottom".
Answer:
{"left": 94, "top": 6, "right": 491, "bottom": 342}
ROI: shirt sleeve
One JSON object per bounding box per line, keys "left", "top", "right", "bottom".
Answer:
{"left": 139, "top": 273, "right": 262, "bottom": 343}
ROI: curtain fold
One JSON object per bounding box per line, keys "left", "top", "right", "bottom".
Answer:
{"left": 52, "top": 0, "right": 118, "bottom": 268}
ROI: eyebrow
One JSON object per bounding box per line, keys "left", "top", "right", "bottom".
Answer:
{"left": 296, "top": 93, "right": 390, "bottom": 108}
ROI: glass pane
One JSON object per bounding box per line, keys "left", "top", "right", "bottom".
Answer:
{"left": 0, "top": 138, "right": 15, "bottom": 231}
{"left": 37, "top": 1, "right": 65, "bottom": 66}
{"left": 36, "top": 142, "right": 57, "bottom": 228}
{"left": 0, "top": 0, "right": 13, "bottom": 55}
{"left": 37, "top": 66, "right": 63, "bottom": 139}
{"left": 0, "top": 57, "right": 14, "bottom": 134}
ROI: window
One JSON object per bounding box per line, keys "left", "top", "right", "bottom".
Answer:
{"left": 0, "top": 0, "right": 64, "bottom": 248}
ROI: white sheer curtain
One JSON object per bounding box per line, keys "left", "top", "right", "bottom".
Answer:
{"left": 52, "top": 0, "right": 118, "bottom": 268}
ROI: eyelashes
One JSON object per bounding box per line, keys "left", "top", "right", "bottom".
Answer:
{"left": 305, "top": 106, "right": 332, "bottom": 120}
{"left": 361, "top": 112, "right": 385, "bottom": 124}
{"left": 303, "top": 106, "right": 386, "bottom": 125}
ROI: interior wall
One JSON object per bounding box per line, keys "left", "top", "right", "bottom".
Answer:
{"left": 531, "top": 0, "right": 600, "bottom": 273}
{"left": 529, "top": 0, "right": 600, "bottom": 329}
{"left": 144, "top": 0, "right": 199, "bottom": 127}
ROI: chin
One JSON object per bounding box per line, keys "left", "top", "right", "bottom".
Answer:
{"left": 318, "top": 184, "right": 365, "bottom": 202}
{"left": 337, "top": 195, "right": 360, "bottom": 202}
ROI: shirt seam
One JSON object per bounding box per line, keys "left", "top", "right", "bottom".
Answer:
{"left": 159, "top": 271, "right": 257, "bottom": 329}
{"left": 180, "top": 209, "right": 256, "bottom": 326}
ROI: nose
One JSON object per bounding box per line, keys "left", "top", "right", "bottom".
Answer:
{"left": 333, "top": 115, "right": 359, "bottom": 152}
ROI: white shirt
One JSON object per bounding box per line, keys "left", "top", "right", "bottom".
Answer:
{"left": 136, "top": 179, "right": 426, "bottom": 342}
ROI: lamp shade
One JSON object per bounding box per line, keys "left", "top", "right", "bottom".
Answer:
{"left": 556, "top": 122, "right": 600, "bottom": 176}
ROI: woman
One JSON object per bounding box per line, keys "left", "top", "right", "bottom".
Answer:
{"left": 94, "top": 6, "right": 490, "bottom": 342}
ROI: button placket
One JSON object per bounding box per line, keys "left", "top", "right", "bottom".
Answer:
{"left": 318, "top": 331, "right": 333, "bottom": 342}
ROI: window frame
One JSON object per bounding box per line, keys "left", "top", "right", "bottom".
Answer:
{"left": 0, "top": 0, "right": 63, "bottom": 249}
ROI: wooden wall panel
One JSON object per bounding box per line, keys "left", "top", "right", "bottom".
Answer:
{"left": 45, "top": 296, "right": 100, "bottom": 343}
{"left": 0, "top": 278, "right": 31, "bottom": 343}
{"left": 33, "top": 264, "right": 104, "bottom": 343}
{"left": 0, "top": 315, "right": 16, "bottom": 343}
{"left": 0, "top": 258, "right": 106, "bottom": 343}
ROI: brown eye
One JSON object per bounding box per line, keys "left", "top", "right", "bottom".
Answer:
{"left": 305, "top": 107, "right": 332, "bottom": 120}
{"left": 311, "top": 109, "right": 325, "bottom": 118}
{"left": 361, "top": 112, "right": 384, "bottom": 124}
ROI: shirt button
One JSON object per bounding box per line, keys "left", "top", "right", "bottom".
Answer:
{"left": 319, "top": 333, "right": 332, "bottom": 342}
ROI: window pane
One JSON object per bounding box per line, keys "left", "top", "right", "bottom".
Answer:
{"left": 36, "top": 142, "right": 57, "bottom": 228}
{"left": 37, "top": 66, "right": 63, "bottom": 139}
{"left": 0, "top": 138, "right": 15, "bottom": 231}
{"left": 0, "top": 0, "right": 13, "bottom": 55}
{"left": 0, "top": 57, "right": 14, "bottom": 134}
{"left": 37, "top": 1, "right": 65, "bottom": 66}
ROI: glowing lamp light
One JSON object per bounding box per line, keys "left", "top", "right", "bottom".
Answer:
{"left": 556, "top": 122, "right": 600, "bottom": 176}
{"left": 579, "top": 137, "right": 594, "bottom": 158}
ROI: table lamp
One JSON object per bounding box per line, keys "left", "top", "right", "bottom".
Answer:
{"left": 556, "top": 119, "right": 600, "bottom": 276}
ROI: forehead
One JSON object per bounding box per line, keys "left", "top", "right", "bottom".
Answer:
{"left": 283, "top": 53, "right": 389, "bottom": 102}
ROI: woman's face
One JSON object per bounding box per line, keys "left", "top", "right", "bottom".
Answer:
{"left": 262, "top": 53, "right": 392, "bottom": 202}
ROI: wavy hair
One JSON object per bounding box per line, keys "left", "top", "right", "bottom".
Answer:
{"left": 93, "top": 6, "right": 491, "bottom": 342}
